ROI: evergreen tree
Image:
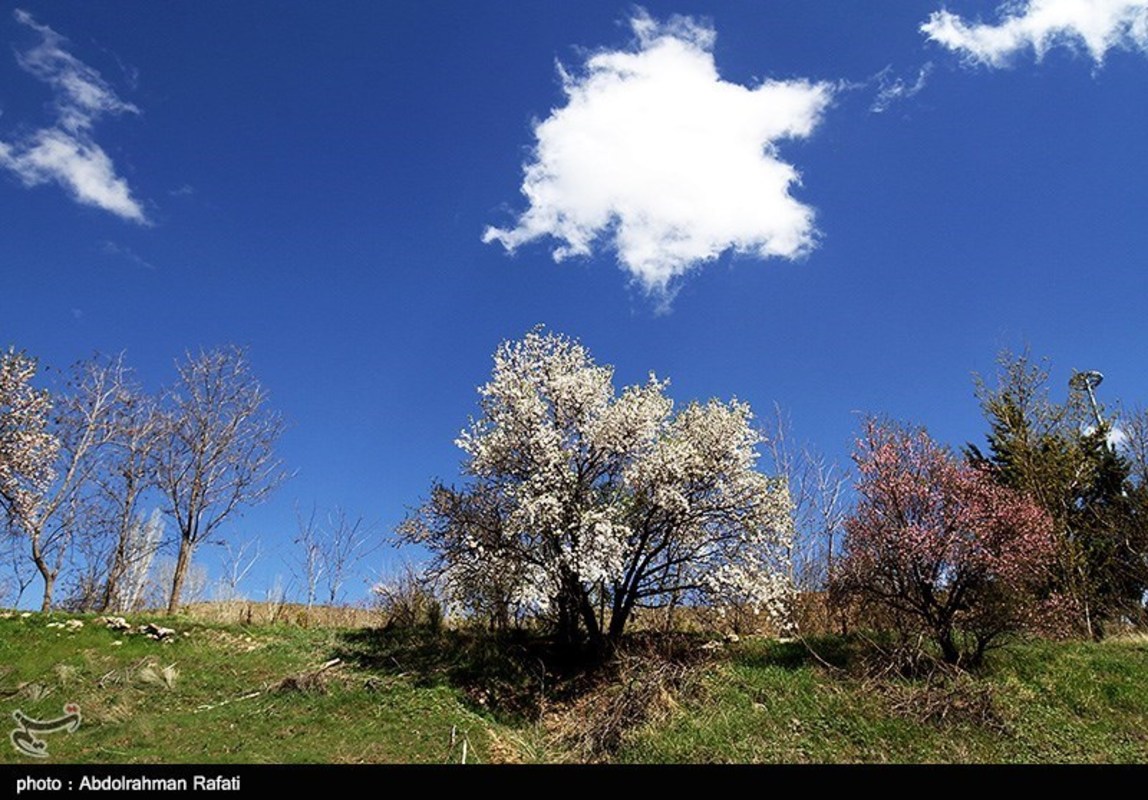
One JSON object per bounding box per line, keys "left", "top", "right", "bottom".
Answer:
{"left": 968, "top": 350, "right": 1148, "bottom": 637}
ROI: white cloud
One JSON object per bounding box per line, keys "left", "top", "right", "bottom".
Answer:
{"left": 0, "top": 9, "right": 147, "bottom": 223}
{"left": 1109, "top": 426, "right": 1129, "bottom": 449}
{"left": 871, "top": 63, "right": 932, "bottom": 113}
{"left": 483, "top": 10, "right": 833, "bottom": 299}
{"left": 1084, "top": 423, "right": 1129, "bottom": 449}
{"left": 922, "top": 0, "right": 1148, "bottom": 67}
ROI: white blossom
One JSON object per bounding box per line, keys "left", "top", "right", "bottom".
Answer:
{"left": 404, "top": 328, "right": 793, "bottom": 647}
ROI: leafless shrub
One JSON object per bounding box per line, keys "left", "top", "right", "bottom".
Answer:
{"left": 877, "top": 671, "right": 1007, "bottom": 733}
{"left": 372, "top": 564, "right": 442, "bottom": 632}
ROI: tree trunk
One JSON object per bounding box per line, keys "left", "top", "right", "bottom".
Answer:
{"left": 100, "top": 542, "right": 129, "bottom": 612}
{"left": 607, "top": 594, "right": 634, "bottom": 647}
{"left": 937, "top": 626, "right": 960, "bottom": 665}
{"left": 38, "top": 572, "right": 55, "bottom": 613}
{"left": 577, "top": 588, "right": 609, "bottom": 658}
{"left": 167, "top": 539, "right": 193, "bottom": 615}
{"left": 555, "top": 584, "right": 580, "bottom": 650}
{"left": 31, "top": 536, "right": 54, "bottom": 613}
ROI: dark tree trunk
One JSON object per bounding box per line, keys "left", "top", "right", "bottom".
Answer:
{"left": 937, "top": 625, "right": 960, "bottom": 665}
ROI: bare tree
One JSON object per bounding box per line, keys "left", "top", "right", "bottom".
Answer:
{"left": 292, "top": 504, "right": 377, "bottom": 607}
{"left": 291, "top": 503, "right": 324, "bottom": 607}
{"left": 1123, "top": 406, "right": 1148, "bottom": 488}
{"left": 764, "top": 404, "right": 850, "bottom": 594}
{"left": 319, "top": 506, "right": 377, "bottom": 606}
{"left": 79, "top": 355, "right": 164, "bottom": 612}
{"left": 215, "top": 536, "right": 262, "bottom": 601}
{"left": 763, "top": 405, "right": 851, "bottom": 635}
{"left": 154, "top": 346, "right": 287, "bottom": 614}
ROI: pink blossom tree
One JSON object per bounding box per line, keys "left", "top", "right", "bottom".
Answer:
{"left": 831, "top": 419, "right": 1058, "bottom": 667}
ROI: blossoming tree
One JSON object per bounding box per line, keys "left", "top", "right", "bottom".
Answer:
{"left": 401, "top": 328, "right": 793, "bottom": 652}
{"left": 0, "top": 349, "right": 63, "bottom": 611}
{"left": 831, "top": 419, "right": 1058, "bottom": 667}
{"left": 0, "top": 349, "right": 57, "bottom": 527}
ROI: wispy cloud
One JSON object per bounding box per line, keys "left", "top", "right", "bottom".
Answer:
{"left": 871, "top": 63, "right": 932, "bottom": 113}
{"left": 483, "top": 10, "right": 833, "bottom": 302}
{"left": 0, "top": 9, "right": 147, "bottom": 223}
{"left": 922, "top": 0, "right": 1148, "bottom": 67}
{"left": 99, "top": 240, "right": 155, "bottom": 270}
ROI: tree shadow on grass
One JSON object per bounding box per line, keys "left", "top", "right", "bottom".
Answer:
{"left": 333, "top": 626, "right": 595, "bottom": 723}
{"left": 333, "top": 626, "right": 717, "bottom": 724}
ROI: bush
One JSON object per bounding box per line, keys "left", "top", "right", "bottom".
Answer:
{"left": 372, "top": 565, "right": 443, "bottom": 633}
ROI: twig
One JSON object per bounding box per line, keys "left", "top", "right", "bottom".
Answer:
{"left": 446, "top": 724, "right": 472, "bottom": 764}
{"left": 194, "top": 691, "right": 262, "bottom": 713}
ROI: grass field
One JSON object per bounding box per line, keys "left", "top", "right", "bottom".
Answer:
{"left": 2, "top": 610, "right": 1145, "bottom": 764}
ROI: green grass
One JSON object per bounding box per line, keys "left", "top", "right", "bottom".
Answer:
{"left": 616, "top": 635, "right": 1148, "bottom": 763}
{"left": 2, "top": 612, "right": 1146, "bottom": 764}
{"left": 0, "top": 612, "right": 504, "bottom": 764}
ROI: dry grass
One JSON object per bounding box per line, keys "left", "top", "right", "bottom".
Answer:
{"left": 178, "top": 601, "right": 376, "bottom": 628}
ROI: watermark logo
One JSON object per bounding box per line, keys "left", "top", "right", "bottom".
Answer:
{"left": 10, "top": 704, "right": 81, "bottom": 758}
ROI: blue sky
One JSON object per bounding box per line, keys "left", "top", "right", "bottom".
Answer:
{"left": 3, "top": 1, "right": 1147, "bottom": 603}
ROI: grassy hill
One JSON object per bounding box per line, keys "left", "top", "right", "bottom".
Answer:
{"left": 1, "top": 610, "right": 1145, "bottom": 764}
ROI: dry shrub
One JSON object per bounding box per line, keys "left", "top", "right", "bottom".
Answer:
{"left": 373, "top": 566, "right": 442, "bottom": 632}
{"left": 849, "top": 636, "right": 1010, "bottom": 733}
{"left": 545, "top": 637, "right": 711, "bottom": 761}
{"left": 876, "top": 671, "right": 1008, "bottom": 733}
{"left": 82, "top": 696, "right": 135, "bottom": 725}
{"left": 272, "top": 673, "right": 329, "bottom": 695}
{"left": 272, "top": 658, "right": 342, "bottom": 695}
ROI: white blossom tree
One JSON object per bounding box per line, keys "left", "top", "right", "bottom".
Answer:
{"left": 401, "top": 328, "right": 793, "bottom": 652}
{"left": 1, "top": 349, "right": 55, "bottom": 615}
{"left": 117, "top": 507, "right": 164, "bottom": 611}
{"left": 3, "top": 350, "right": 126, "bottom": 611}
{"left": 0, "top": 349, "right": 58, "bottom": 530}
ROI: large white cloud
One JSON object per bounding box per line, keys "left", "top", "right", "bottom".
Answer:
{"left": 0, "top": 10, "right": 147, "bottom": 223}
{"left": 483, "top": 11, "right": 833, "bottom": 299}
{"left": 922, "top": 0, "right": 1148, "bottom": 67}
